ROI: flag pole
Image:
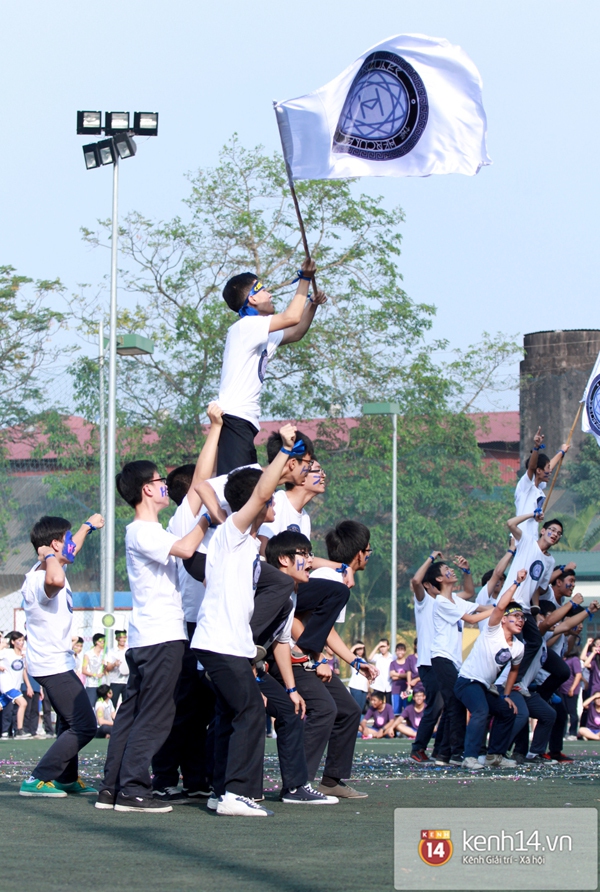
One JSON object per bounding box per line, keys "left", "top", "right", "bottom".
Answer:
{"left": 274, "top": 105, "right": 318, "bottom": 294}
{"left": 544, "top": 402, "right": 583, "bottom": 509}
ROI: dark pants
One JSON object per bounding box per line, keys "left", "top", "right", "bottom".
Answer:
{"left": 294, "top": 579, "right": 350, "bottom": 655}
{"left": 561, "top": 692, "right": 580, "bottom": 736}
{"left": 510, "top": 690, "right": 556, "bottom": 756}
{"left": 251, "top": 562, "right": 295, "bottom": 646}
{"left": 100, "top": 640, "right": 185, "bottom": 798}
{"left": 412, "top": 664, "right": 444, "bottom": 753}
{"left": 151, "top": 643, "right": 215, "bottom": 792}
{"left": 216, "top": 414, "right": 259, "bottom": 476}
{"left": 548, "top": 695, "right": 569, "bottom": 754}
{"left": 260, "top": 673, "right": 307, "bottom": 790}
{"left": 0, "top": 700, "right": 16, "bottom": 736}
{"left": 195, "top": 649, "right": 265, "bottom": 797}
{"left": 517, "top": 614, "right": 543, "bottom": 681}
{"left": 279, "top": 666, "right": 361, "bottom": 782}
{"left": 24, "top": 691, "right": 41, "bottom": 735}
{"left": 535, "top": 651, "right": 571, "bottom": 700}
{"left": 85, "top": 687, "right": 99, "bottom": 707}
{"left": 40, "top": 692, "right": 54, "bottom": 733}
{"left": 455, "top": 676, "right": 528, "bottom": 758}
{"left": 431, "top": 657, "right": 465, "bottom": 760}
{"left": 109, "top": 683, "right": 127, "bottom": 709}
{"left": 32, "top": 671, "right": 97, "bottom": 783}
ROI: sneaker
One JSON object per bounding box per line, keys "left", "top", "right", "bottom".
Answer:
{"left": 316, "top": 781, "right": 368, "bottom": 799}
{"left": 409, "top": 750, "right": 434, "bottom": 765}
{"left": 53, "top": 778, "right": 97, "bottom": 794}
{"left": 525, "top": 753, "right": 549, "bottom": 764}
{"left": 183, "top": 786, "right": 212, "bottom": 799}
{"left": 449, "top": 755, "right": 464, "bottom": 766}
{"left": 207, "top": 794, "right": 219, "bottom": 811}
{"left": 95, "top": 789, "right": 116, "bottom": 810}
{"left": 434, "top": 757, "right": 450, "bottom": 766}
{"left": 216, "top": 793, "right": 274, "bottom": 817}
{"left": 290, "top": 651, "right": 309, "bottom": 665}
{"left": 513, "top": 752, "right": 526, "bottom": 765}
{"left": 512, "top": 683, "right": 530, "bottom": 698}
{"left": 280, "top": 783, "right": 338, "bottom": 804}
{"left": 461, "top": 757, "right": 484, "bottom": 770}
{"left": 0, "top": 732, "right": 9, "bottom": 739}
{"left": 152, "top": 786, "right": 189, "bottom": 804}
{"left": 15, "top": 729, "right": 32, "bottom": 738}
{"left": 477, "top": 755, "right": 487, "bottom": 765}
{"left": 114, "top": 793, "right": 173, "bottom": 813}
{"left": 250, "top": 646, "right": 267, "bottom": 666}
{"left": 486, "top": 755, "right": 517, "bottom": 769}
{"left": 549, "top": 752, "right": 574, "bottom": 763}
{"left": 20, "top": 778, "right": 67, "bottom": 797}
{"left": 566, "top": 735, "right": 578, "bottom": 742}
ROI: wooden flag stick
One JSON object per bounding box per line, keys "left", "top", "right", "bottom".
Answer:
{"left": 543, "top": 401, "right": 584, "bottom": 509}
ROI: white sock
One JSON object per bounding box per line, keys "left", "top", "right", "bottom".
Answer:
{"left": 27, "top": 775, "right": 37, "bottom": 783}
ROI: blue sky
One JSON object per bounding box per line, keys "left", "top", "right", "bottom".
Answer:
{"left": 2, "top": 1, "right": 599, "bottom": 411}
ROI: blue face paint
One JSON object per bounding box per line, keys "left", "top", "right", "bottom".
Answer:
{"left": 62, "top": 530, "right": 76, "bottom": 563}
{"left": 296, "top": 557, "right": 305, "bottom": 572}
{"left": 160, "top": 486, "right": 168, "bottom": 498}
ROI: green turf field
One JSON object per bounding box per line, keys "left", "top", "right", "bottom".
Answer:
{"left": 1, "top": 738, "right": 598, "bottom": 892}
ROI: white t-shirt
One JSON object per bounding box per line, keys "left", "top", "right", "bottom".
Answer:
{"left": 514, "top": 471, "right": 546, "bottom": 538}
{"left": 95, "top": 698, "right": 116, "bottom": 725}
{"left": 167, "top": 494, "right": 206, "bottom": 623}
{"left": 459, "top": 621, "right": 524, "bottom": 688}
{"left": 308, "top": 566, "right": 348, "bottom": 622}
{"left": 348, "top": 668, "right": 370, "bottom": 693}
{"left": 497, "top": 532, "right": 554, "bottom": 613}
{"left": 217, "top": 315, "right": 284, "bottom": 429}
{"left": 0, "top": 651, "right": 25, "bottom": 693}
{"left": 372, "top": 652, "right": 393, "bottom": 693}
{"left": 83, "top": 648, "right": 104, "bottom": 688}
{"left": 431, "top": 594, "right": 478, "bottom": 669}
{"left": 475, "top": 583, "right": 495, "bottom": 632}
{"left": 414, "top": 593, "right": 435, "bottom": 667}
{"left": 125, "top": 520, "right": 186, "bottom": 649}
{"left": 21, "top": 563, "right": 76, "bottom": 677}
{"left": 104, "top": 647, "right": 130, "bottom": 684}
{"left": 202, "top": 464, "right": 262, "bottom": 554}
{"left": 192, "top": 514, "right": 261, "bottom": 659}
{"left": 259, "top": 489, "right": 312, "bottom": 541}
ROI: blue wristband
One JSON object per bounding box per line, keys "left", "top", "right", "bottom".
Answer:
{"left": 280, "top": 439, "right": 306, "bottom": 457}
{"left": 84, "top": 521, "right": 97, "bottom": 532}
{"left": 336, "top": 563, "right": 349, "bottom": 575}
{"left": 507, "top": 549, "right": 516, "bottom": 556}
{"left": 586, "top": 608, "right": 594, "bottom": 618}
{"left": 462, "top": 568, "right": 471, "bottom": 575}
{"left": 513, "top": 580, "right": 521, "bottom": 587}
{"left": 285, "top": 687, "right": 297, "bottom": 694}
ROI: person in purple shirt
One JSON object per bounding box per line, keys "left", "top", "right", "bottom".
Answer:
{"left": 582, "top": 636, "right": 600, "bottom": 695}
{"left": 393, "top": 690, "right": 426, "bottom": 739}
{"left": 389, "top": 643, "right": 408, "bottom": 715}
{"left": 559, "top": 649, "right": 583, "bottom": 739}
{"left": 359, "top": 692, "right": 395, "bottom": 739}
{"left": 579, "top": 692, "right": 600, "bottom": 740}
{"left": 405, "top": 640, "right": 424, "bottom": 695}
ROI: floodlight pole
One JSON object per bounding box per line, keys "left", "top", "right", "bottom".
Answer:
{"left": 105, "top": 155, "right": 119, "bottom": 632}
{"left": 391, "top": 411, "right": 398, "bottom": 648}
{"left": 99, "top": 319, "right": 107, "bottom": 609}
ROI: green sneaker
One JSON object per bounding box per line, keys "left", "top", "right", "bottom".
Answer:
{"left": 20, "top": 778, "right": 67, "bottom": 797}
{"left": 53, "top": 777, "right": 97, "bottom": 794}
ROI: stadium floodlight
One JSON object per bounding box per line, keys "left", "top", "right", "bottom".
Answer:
{"left": 133, "top": 111, "right": 159, "bottom": 136}
{"left": 105, "top": 111, "right": 130, "bottom": 135}
{"left": 362, "top": 401, "right": 401, "bottom": 648}
{"left": 113, "top": 132, "right": 137, "bottom": 160}
{"left": 97, "top": 138, "right": 117, "bottom": 166}
{"left": 82, "top": 143, "right": 102, "bottom": 170}
{"left": 77, "top": 110, "right": 103, "bottom": 135}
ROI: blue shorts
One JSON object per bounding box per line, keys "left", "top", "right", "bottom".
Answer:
{"left": 0, "top": 689, "right": 22, "bottom": 707}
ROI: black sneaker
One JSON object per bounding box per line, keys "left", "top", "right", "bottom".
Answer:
{"left": 152, "top": 786, "right": 189, "bottom": 804}
{"left": 183, "top": 786, "right": 212, "bottom": 799}
{"left": 280, "top": 783, "right": 338, "bottom": 804}
{"left": 449, "top": 755, "right": 464, "bottom": 766}
{"left": 95, "top": 789, "right": 116, "bottom": 810}
{"left": 410, "top": 750, "right": 434, "bottom": 765}
{"left": 114, "top": 792, "right": 173, "bottom": 813}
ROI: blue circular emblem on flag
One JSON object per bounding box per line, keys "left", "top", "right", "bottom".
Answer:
{"left": 586, "top": 374, "right": 600, "bottom": 437}
{"left": 333, "top": 51, "right": 428, "bottom": 161}
{"left": 494, "top": 648, "right": 511, "bottom": 667}
{"left": 529, "top": 559, "right": 544, "bottom": 581}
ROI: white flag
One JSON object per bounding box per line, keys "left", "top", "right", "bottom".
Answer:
{"left": 274, "top": 33, "right": 491, "bottom": 181}
{"left": 581, "top": 350, "right": 600, "bottom": 446}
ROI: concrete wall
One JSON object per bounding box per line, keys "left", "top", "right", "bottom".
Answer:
{"left": 520, "top": 329, "right": 600, "bottom": 468}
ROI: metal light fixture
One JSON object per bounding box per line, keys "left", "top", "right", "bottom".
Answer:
{"left": 97, "top": 138, "right": 117, "bottom": 166}
{"left": 133, "top": 111, "right": 159, "bottom": 136}
{"left": 113, "top": 132, "right": 137, "bottom": 159}
{"left": 82, "top": 143, "right": 101, "bottom": 169}
{"left": 105, "top": 111, "right": 130, "bottom": 135}
{"left": 77, "top": 110, "right": 102, "bottom": 135}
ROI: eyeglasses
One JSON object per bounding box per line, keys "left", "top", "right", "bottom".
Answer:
{"left": 300, "top": 458, "right": 315, "bottom": 471}
{"left": 294, "top": 550, "right": 314, "bottom": 558}
{"left": 149, "top": 476, "right": 167, "bottom": 485}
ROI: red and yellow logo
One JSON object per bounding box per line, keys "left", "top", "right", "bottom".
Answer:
{"left": 418, "top": 829, "right": 453, "bottom": 866}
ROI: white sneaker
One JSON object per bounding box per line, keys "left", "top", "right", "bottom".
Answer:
{"left": 513, "top": 683, "right": 530, "bottom": 698}
{"left": 477, "top": 755, "right": 487, "bottom": 766}
{"left": 216, "top": 792, "right": 275, "bottom": 817}
{"left": 207, "top": 794, "right": 219, "bottom": 811}
{"left": 461, "top": 757, "right": 484, "bottom": 770}
{"left": 486, "top": 754, "right": 517, "bottom": 768}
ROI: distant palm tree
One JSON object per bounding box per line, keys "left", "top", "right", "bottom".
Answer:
{"left": 553, "top": 505, "right": 600, "bottom": 552}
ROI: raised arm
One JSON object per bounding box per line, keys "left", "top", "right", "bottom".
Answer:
{"left": 539, "top": 593, "right": 584, "bottom": 634}
{"left": 411, "top": 551, "right": 442, "bottom": 602}
{"left": 187, "top": 403, "right": 224, "bottom": 516}
{"left": 36, "top": 546, "right": 69, "bottom": 599}
{"left": 484, "top": 539, "right": 518, "bottom": 598}
{"left": 525, "top": 427, "right": 544, "bottom": 480}
{"left": 546, "top": 601, "right": 600, "bottom": 638}
{"left": 280, "top": 289, "right": 327, "bottom": 345}
{"left": 548, "top": 442, "right": 570, "bottom": 472}
{"left": 268, "top": 259, "right": 315, "bottom": 334}
{"left": 488, "top": 569, "right": 527, "bottom": 627}
{"left": 71, "top": 513, "right": 105, "bottom": 555}
{"left": 233, "top": 424, "right": 297, "bottom": 532}
{"left": 454, "top": 555, "right": 475, "bottom": 599}
{"left": 507, "top": 512, "right": 538, "bottom": 542}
